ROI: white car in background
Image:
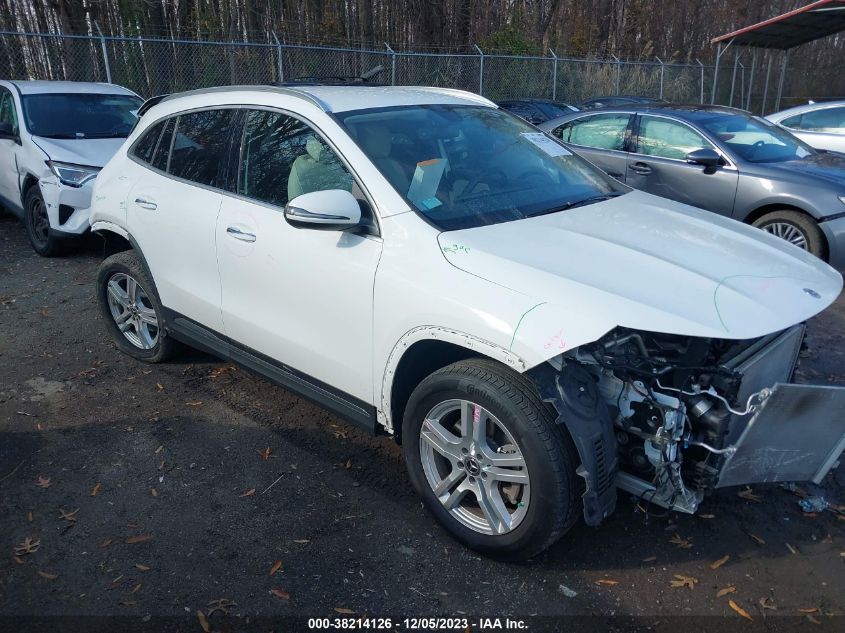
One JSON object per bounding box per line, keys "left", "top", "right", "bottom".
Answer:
{"left": 767, "top": 100, "right": 845, "bottom": 153}
{"left": 0, "top": 80, "right": 141, "bottom": 255}
{"left": 89, "top": 85, "right": 845, "bottom": 560}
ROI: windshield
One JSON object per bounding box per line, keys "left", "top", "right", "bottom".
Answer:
{"left": 337, "top": 105, "right": 623, "bottom": 230}
{"left": 699, "top": 113, "right": 815, "bottom": 163}
{"left": 22, "top": 93, "right": 142, "bottom": 139}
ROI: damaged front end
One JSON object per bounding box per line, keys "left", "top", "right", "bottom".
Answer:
{"left": 531, "top": 324, "right": 845, "bottom": 525}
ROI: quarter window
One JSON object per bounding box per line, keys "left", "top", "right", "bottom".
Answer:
{"left": 785, "top": 107, "right": 845, "bottom": 134}
{"left": 636, "top": 116, "right": 709, "bottom": 160}
{"left": 238, "top": 109, "right": 353, "bottom": 208}
{"left": 554, "top": 114, "right": 632, "bottom": 151}
{"left": 151, "top": 118, "right": 175, "bottom": 172}
{"left": 169, "top": 109, "right": 237, "bottom": 188}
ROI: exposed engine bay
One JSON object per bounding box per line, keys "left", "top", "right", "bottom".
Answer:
{"left": 532, "top": 323, "right": 845, "bottom": 524}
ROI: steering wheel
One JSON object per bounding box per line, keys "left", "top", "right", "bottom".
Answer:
{"left": 749, "top": 139, "right": 766, "bottom": 159}
{"left": 460, "top": 168, "right": 508, "bottom": 198}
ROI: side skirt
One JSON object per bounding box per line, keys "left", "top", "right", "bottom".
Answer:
{"left": 161, "top": 308, "right": 378, "bottom": 434}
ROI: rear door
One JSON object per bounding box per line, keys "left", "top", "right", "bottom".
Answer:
{"left": 549, "top": 112, "right": 633, "bottom": 181}
{"left": 127, "top": 108, "right": 239, "bottom": 333}
{"left": 627, "top": 114, "right": 738, "bottom": 215}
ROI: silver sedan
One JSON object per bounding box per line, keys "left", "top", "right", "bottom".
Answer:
{"left": 767, "top": 100, "right": 845, "bottom": 153}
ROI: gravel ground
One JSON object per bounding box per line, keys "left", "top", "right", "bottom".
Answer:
{"left": 1, "top": 213, "right": 844, "bottom": 631}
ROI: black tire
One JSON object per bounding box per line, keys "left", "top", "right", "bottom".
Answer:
{"left": 402, "top": 358, "right": 580, "bottom": 561}
{"left": 751, "top": 209, "right": 827, "bottom": 260}
{"left": 96, "top": 250, "right": 176, "bottom": 363}
{"left": 23, "top": 186, "right": 63, "bottom": 257}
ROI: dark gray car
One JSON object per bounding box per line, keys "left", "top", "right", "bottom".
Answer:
{"left": 538, "top": 105, "right": 845, "bottom": 270}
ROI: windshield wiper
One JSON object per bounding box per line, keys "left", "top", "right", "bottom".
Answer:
{"left": 36, "top": 133, "right": 80, "bottom": 139}
{"left": 527, "top": 192, "right": 625, "bottom": 218}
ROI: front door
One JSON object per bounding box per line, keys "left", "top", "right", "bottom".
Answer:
{"left": 627, "top": 114, "right": 738, "bottom": 216}
{"left": 216, "top": 108, "right": 383, "bottom": 403}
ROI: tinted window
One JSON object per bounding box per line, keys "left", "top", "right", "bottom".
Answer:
{"left": 0, "top": 88, "right": 18, "bottom": 132}
{"left": 637, "top": 116, "right": 709, "bottom": 159}
{"left": 151, "top": 118, "right": 175, "bottom": 172}
{"left": 555, "top": 113, "right": 631, "bottom": 151}
{"left": 536, "top": 102, "right": 574, "bottom": 120}
{"left": 132, "top": 120, "right": 164, "bottom": 164}
{"left": 338, "top": 105, "right": 623, "bottom": 231}
{"left": 791, "top": 107, "right": 845, "bottom": 133}
{"left": 239, "top": 109, "right": 353, "bottom": 208}
{"left": 169, "top": 109, "right": 237, "bottom": 188}
{"left": 21, "top": 93, "right": 140, "bottom": 138}
{"left": 500, "top": 102, "right": 544, "bottom": 123}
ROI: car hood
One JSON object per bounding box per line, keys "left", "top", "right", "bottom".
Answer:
{"left": 30, "top": 136, "right": 126, "bottom": 168}
{"left": 438, "top": 190, "right": 843, "bottom": 344}
{"left": 762, "top": 151, "right": 845, "bottom": 187}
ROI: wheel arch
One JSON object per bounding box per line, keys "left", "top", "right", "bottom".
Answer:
{"left": 743, "top": 203, "right": 829, "bottom": 260}
{"left": 20, "top": 172, "right": 38, "bottom": 203}
{"left": 381, "top": 327, "right": 528, "bottom": 442}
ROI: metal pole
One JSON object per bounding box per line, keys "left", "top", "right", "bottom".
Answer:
{"left": 549, "top": 48, "right": 558, "bottom": 101}
{"left": 95, "top": 22, "right": 111, "bottom": 83}
{"left": 696, "top": 59, "right": 704, "bottom": 104}
{"left": 474, "top": 44, "right": 484, "bottom": 95}
{"left": 775, "top": 49, "right": 789, "bottom": 113}
{"left": 746, "top": 49, "right": 758, "bottom": 111}
{"left": 729, "top": 52, "right": 739, "bottom": 107}
{"left": 271, "top": 31, "right": 284, "bottom": 83}
{"left": 710, "top": 42, "right": 722, "bottom": 104}
{"left": 611, "top": 54, "right": 621, "bottom": 95}
{"left": 385, "top": 43, "right": 396, "bottom": 85}
{"left": 655, "top": 56, "right": 664, "bottom": 100}
{"left": 761, "top": 51, "right": 773, "bottom": 115}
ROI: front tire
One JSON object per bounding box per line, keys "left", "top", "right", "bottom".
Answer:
{"left": 97, "top": 251, "right": 175, "bottom": 363}
{"left": 402, "top": 359, "right": 580, "bottom": 560}
{"left": 752, "top": 209, "right": 826, "bottom": 260}
{"left": 24, "top": 186, "right": 62, "bottom": 257}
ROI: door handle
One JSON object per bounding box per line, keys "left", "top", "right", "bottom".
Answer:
{"left": 226, "top": 225, "right": 257, "bottom": 243}
{"left": 629, "top": 162, "right": 652, "bottom": 175}
{"left": 134, "top": 197, "right": 157, "bottom": 210}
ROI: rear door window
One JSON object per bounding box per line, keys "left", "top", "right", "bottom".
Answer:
{"left": 636, "top": 116, "right": 710, "bottom": 160}
{"left": 132, "top": 120, "right": 164, "bottom": 164}
{"left": 169, "top": 109, "right": 238, "bottom": 188}
{"left": 151, "top": 118, "right": 175, "bottom": 172}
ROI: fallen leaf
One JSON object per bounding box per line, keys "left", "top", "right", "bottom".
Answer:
{"left": 256, "top": 447, "right": 271, "bottom": 461}
{"left": 14, "top": 537, "right": 40, "bottom": 556}
{"left": 132, "top": 583, "right": 141, "bottom": 593}
{"left": 293, "top": 539, "right": 310, "bottom": 544}
{"left": 158, "top": 459, "right": 165, "bottom": 471}
{"left": 150, "top": 488, "right": 158, "bottom": 497}
{"left": 698, "top": 513, "right": 715, "bottom": 519}
{"left": 109, "top": 575, "right": 125, "bottom": 589}
{"left": 58, "top": 508, "right": 79, "bottom": 523}
{"left": 759, "top": 597, "right": 777, "bottom": 611}
{"left": 37, "top": 570, "right": 58, "bottom": 580}
{"left": 134, "top": 564, "right": 151, "bottom": 572}
{"left": 155, "top": 383, "right": 164, "bottom": 391}
{"left": 345, "top": 459, "right": 352, "bottom": 469}
{"left": 209, "top": 366, "right": 235, "bottom": 379}
{"left": 806, "top": 615, "right": 822, "bottom": 625}
{"left": 729, "top": 599, "right": 753, "bottom": 621}
{"left": 669, "top": 534, "right": 693, "bottom": 549}
{"left": 125, "top": 534, "right": 153, "bottom": 544}
{"left": 799, "top": 608, "right": 819, "bottom": 614}
{"left": 710, "top": 554, "right": 730, "bottom": 570}
{"left": 786, "top": 543, "right": 798, "bottom": 555}
{"left": 269, "top": 560, "right": 283, "bottom": 576}
{"left": 119, "top": 601, "right": 137, "bottom": 607}
{"left": 197, "top": 610, "right": 210, "bottom": 633}
{"left": 154, "top": 445, "right": 163, "bottom": 454}
{"left": 13, "top": 556, "right": 25, "bottom": 565}
{"left": 26, "top": 511, "right": 33, "bottom": 522}
{"left": 270, "top": 588, "right": 290, "bottom": 600}
{"left": 641, "top": 555, "right": 657, "bottom": 562}
{"left": 335, "top": 608, "right": 355, "bottom": 614}
{"left": 595, "top": 579, "right": 619, "bottom": 586}
{"left": 737, "top": 487, "right": 761, "bottom": 502}
{"left": 206, "top": 598, "right": 236, "bottom": 616}
{"left": 185, "top": 400, "right": 203, "bottom": 406}
{"left": 717, "top": 586, "right": 736, "bottom": 597}
{"left": 748, "top": 533, "right": 766, "bottom": 545}
{"left": 669, "top": 574, "right": 698, "bottom": 589}
{"left": 99, "top": 538, "right": 113, "bottom": 548}
{"left": 90, "top": 483, "right": 102, "bottom": 497}
{"left": 36, "top": 475, "right": 51, "bottom": 489}
{"left": 822, "top": 533, "right": 833, "bottom": 544}
{"left": 240, "top": 488, "right": 256, "bottom": 497}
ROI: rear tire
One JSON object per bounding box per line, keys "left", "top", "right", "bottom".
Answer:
{"left": 24, "top": 186, "right": 63, "bottom": 257}
{"left": 97, "top": 251, "right": 175, "bottom": 363}
{"left": 402, "top": 358, "right": 580, "bottom": 560}
{"left": 752, "top": 210, "right": 826, "bottom": 260}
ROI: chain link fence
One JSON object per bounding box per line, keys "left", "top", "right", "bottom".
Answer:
{"left": 0, "top": 30, "right": 804, "bottom": 111}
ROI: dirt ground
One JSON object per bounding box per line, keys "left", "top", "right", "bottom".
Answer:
{"left": 1, "top": 213, "right": 844, "bottom": 631}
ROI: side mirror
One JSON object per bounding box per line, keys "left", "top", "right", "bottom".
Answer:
{"left": 685, "top": 147, "right": 723, "bottom": 168}
{"left": 0, "top": 121, "right": 17, "bottom": 140}
{"left": 284, "top": 189, "right": 361, "bottom": 231}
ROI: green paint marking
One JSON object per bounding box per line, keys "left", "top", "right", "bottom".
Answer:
{"left": 712, "top": 274, "right": 818, "bottom": 333}
{"left": 509, "top": 302, "right": 547, "bottom": 351}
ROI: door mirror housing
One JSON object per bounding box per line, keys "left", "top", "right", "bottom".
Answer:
{"left": 284, "top": 189, "right": 362, "bottom": 231}
{"left": 685, "top": 147, "right": 722, "bottom": 168}
{"left": 0, "top": 121, "right": 17, "bottom": 141}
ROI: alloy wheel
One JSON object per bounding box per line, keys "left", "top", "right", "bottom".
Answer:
{"left": 105, "top": 273, "right": 160, "bottom": 350}
{"left": 419, "top": 399, "right": 530, "bottom": 535}
{"left": 761, "top": 221, "right": 808, "bottom": 250}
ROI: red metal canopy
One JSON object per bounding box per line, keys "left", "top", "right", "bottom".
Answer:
{"left": 712, "top": 0, "right": 845, "bottom": 49}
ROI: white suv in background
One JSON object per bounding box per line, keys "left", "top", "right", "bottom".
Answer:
{"left": 767, "top": 100, "right": 845, "bottom": 153}
{"left": 0, "top": 80, "right": 141, "bottom": 255}
{"left": 89, "top": 85, "right": 845, "bottom": 560}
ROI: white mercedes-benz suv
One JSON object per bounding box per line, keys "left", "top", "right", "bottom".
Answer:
{"left": 89, "top": 85, "right": 845, "bottom": 560}
{"left": 0, "top": 80, "right": 141, "bottom": 255}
